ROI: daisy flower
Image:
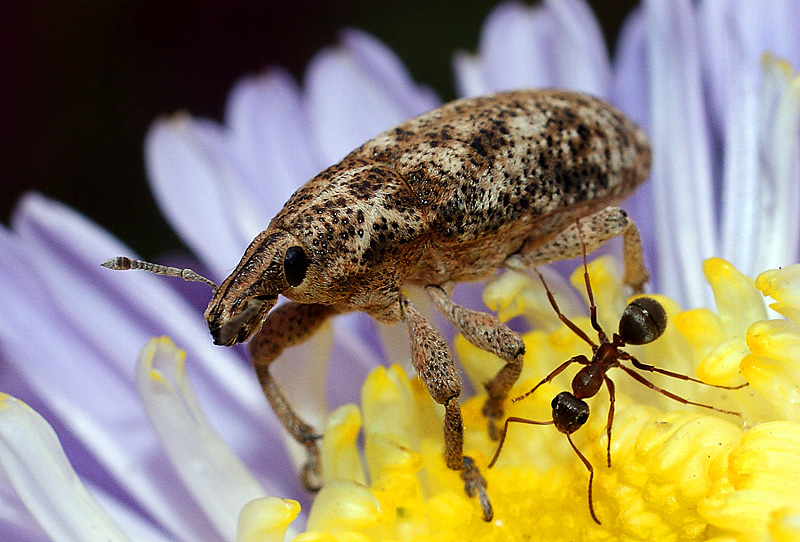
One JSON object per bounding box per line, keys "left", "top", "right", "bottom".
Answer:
{"left": 2, "top": 0, "right": 800, "bottom": 541}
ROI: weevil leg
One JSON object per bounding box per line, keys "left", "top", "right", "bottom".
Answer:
{"left": 425, "top": 285, "right": 524, "bottom": 441}
{"left": 400, "top": 296, "right": 494, "bottom": 522}
{"left": 506, "top": 206, "right": 649, "bottom": 293}
{"left": 248, "top": 302, "right": 341, "bottom": 491}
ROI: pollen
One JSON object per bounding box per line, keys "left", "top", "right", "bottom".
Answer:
{"left": 267, "top": 257, "right": 800, "bottom": 541}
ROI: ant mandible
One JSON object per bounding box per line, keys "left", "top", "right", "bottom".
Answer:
{"left": 488, "top": 242, "right": 747, "bottom": 525}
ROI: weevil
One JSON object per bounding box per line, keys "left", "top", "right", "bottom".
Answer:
{"left": 105, "top": 89, "right": 652, "bottom": 521}
{"left": 489, "top": 242, "right": 747, "bottom": 524}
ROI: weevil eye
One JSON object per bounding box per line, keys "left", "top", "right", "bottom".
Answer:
{"left": 284, "top": 245, "right": 309, "bottom": 287}
{"left": 618, "top": 297, "right": 667, "bottom": 345}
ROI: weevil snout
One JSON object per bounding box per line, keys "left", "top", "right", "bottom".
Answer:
{"left": 205, "top": 294, "right": 277, "bottom": 346}
{"left": 203, "top": 230, "right": 299, "bottom": 346}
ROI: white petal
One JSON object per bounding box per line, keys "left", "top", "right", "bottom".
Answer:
{"left": 137, "top": 338, "right": 269, "bottom": 541}
{"left": 236, "top": 497, "right": 300, "bottom": 542}
{"left": 0, "top": 394, "right": 134, "bottom": 542}
{"left": 645, "top": 0, "right": 717, "bottom": 308}
{"left": 754, "top": 58, "right": 800, "bottom": 270}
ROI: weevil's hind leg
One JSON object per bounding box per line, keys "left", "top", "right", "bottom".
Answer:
{"left": 400, "top": 296, "right": 494, "bottom": 522}
{"left": 426, "top": 285, "right": 525, "bottom": 441}
{"left": 506, "top": 206, "right": 649, "bottom": 293}
{"left": 248, "top": 302, "right": 341, "bottom": 491}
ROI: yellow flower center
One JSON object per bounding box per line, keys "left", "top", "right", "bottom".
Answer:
{"left": 256, "top": 257, "right": 800, "bottom": 541}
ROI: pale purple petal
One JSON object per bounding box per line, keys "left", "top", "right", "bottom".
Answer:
{"left": 340, "top": 30, "right": 439, "bottom": 115}
{"left": 0, "top": 194, "right": 301, "bottom": 537}
{"left": 452, "top": 50, "right": 485, "bottom": 98}
{"left": 612, "top": 8, "right": 649, "bottom": 130}
{"left": 544, "top": 0, "right": 611, "bottom": 94}
{"left": 306, "top": 30, "right": 440, "bottom": 165}
{"left": 458, "top": 2, "right": 557, "bottom": 95}
{"left": 145, "top": 118, "right": 261, "bottom": 280}
{"left": 90, "top": 488, "right": 174, "bottom": 542}
{"left": 645, "top": 0, "right": 717, "bottom": 308}
{"left": 706, "top": 8, "right": 762, "bottom": 272}
{"left": 0, "top": 481, "right": 49, "bottom": 542}
{"left": 611, "top": 8, "right": 658, "bottom": 282}
{"left": 0, "top": 226, "right": 223, "bottom": 541}
{"left": 699, "top": 0, "right": 800, "bottom": 131}
{"left": 224, "top": 69, "right": 321, "bottom": 212}
{"left": 697, "top": 1, "right": 800, "bottom": 274}
{"left": 453, "top": 0, "right": 610, "bottom": 98}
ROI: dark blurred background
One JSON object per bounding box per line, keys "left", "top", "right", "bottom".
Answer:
{"left": 1, "top": 1, "right": 637, "bottom": 260}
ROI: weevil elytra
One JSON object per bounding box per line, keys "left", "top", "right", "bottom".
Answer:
{"left": 489, "top": 243, "right": 747, "bottom": 524}
{"left": 105, "top": 89, "right": 653, "bottom": 521}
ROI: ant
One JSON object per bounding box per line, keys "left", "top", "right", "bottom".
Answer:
{"left": 488, "top": 244, "right": 747, "bottom": 525}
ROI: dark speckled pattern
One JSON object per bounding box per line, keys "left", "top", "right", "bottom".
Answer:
{"left": 207, "top": 89, "right": 649, "bottom": 325}
{"left": 252, "top": 90, "right": 650, "bottom": 315}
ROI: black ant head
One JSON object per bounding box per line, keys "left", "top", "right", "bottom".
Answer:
{"left": 618, "top": 297, "right": 667, "bottom": 345}
{"left": 551, "top": 391, "right": 590, "bottom": 434}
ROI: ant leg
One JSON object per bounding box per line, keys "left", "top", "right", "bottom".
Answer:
{"left": 534, "top": 269, "right": 597, "bottom": 348}
{"left": 618, "top": 365, "right": 741, "bottom": 416}
{"left": 488, "top": 416, "right": 552, "bottom": 468}
{"left": 566, "top": 432, "right": 601, "bottom": 525}
{"left": 625, "top": 354, "right": 748, "bottom": 390}
{"left": 603, "top": 375, "right": 615, "bottom": 468}
{"left": 513, "top": 355, "right": 589, "bottom": 402}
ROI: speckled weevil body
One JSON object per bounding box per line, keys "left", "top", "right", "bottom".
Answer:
{"left": 106, "top": 89, "right": 651, "bottom": 522}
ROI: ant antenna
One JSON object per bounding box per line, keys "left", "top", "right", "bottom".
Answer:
{"left": 102, "top": 256, "right": 218, "bottom": 290}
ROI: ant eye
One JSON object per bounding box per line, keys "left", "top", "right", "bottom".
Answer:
{"left": 618, "top": 297, "right": 667, "bottom": 345}
{"left": 284, "top": 246, "right": 309, "bottom": 287}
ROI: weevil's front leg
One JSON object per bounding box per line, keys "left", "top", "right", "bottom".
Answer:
{"left": 507, "top": 206, "right": 649, "bottom": 292}
{"left": 425, "top": 285, "right": 524, "bottom": 441}
{"left": 248, "top": 302, "right": 341, "bottom": 491}
{"left": 400, "top": 296, "right": 494, "bottom": 522}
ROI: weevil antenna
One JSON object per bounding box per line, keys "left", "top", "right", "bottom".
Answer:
{"left": 102, "top": 256, "right": 218, "bottom": 290}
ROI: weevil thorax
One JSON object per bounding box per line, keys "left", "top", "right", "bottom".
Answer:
{"left": 265, "top": 158, "right": 427, "bottom": 316}
{"left": 204, "top": 229, "right": 298, "bottom": 346}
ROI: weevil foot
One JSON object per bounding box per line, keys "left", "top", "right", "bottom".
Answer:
{"left": 299, "top": 435, "right": 323, "bottom": 492}
{"left": 461, "top": 455, "right": 493, "bottom": 521}
{"left": 481, "top": 395, "right": 504, "bottom": 441}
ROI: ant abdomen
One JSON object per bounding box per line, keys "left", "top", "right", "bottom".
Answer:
{"left": 618, "top": 297, "right": 667, "bottom": 345}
